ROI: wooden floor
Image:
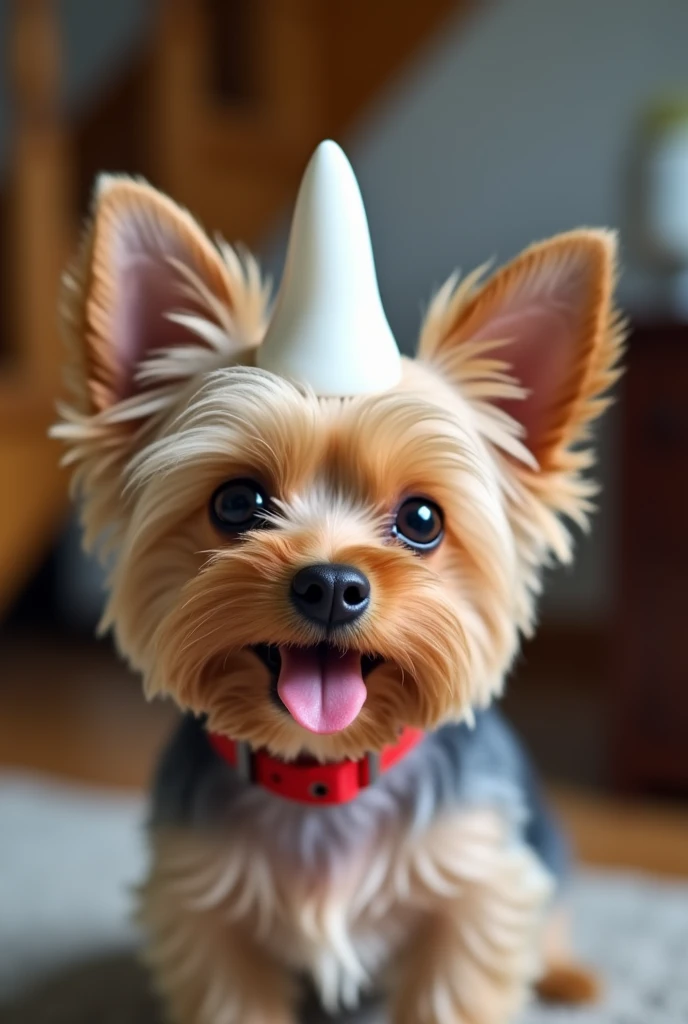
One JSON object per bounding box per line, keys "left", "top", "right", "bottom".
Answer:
{"left": 0, "top": 632, "right": 177, "bottom": 790}
{"left": 1, "top": 631, "right": 687, "bottom": 878}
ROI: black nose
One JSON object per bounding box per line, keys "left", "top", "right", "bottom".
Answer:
{"left": 291, "top": 563, "right": 370, "bottom": 628}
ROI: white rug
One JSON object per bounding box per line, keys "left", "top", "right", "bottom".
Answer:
{"left": 1, "top": 774, "right": 687, "bottom": 1024}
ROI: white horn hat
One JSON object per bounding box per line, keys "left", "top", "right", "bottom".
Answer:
{"left": 256, "top": 140, "right": 401, "bottom": 396}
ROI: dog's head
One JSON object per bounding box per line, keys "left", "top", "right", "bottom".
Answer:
{"left": 54, "top": 155, "right": 622, "bottom": 762}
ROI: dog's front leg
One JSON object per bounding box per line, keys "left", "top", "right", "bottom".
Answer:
{"left": 138, "top": 828, "right": 298, "bottom": 1024}
{"left": 390, "top": 809, "right": 553, "bottom": 1024}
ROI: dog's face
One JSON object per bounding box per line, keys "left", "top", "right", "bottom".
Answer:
{"left": 55, "top": 180, "right": 622, "bottom": 760}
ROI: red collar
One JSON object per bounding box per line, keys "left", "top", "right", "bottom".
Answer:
{"left": 209, "top": 727, "right": 424, "bottom": 805}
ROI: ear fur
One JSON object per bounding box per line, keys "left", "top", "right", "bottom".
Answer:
{"left": 52, "top": 176, "right": 270, "bottom": 551}
{"left": 418, "top": 230, "right": 625, "bottom": 621}
{"left": 60, "top": 176, "right": 269, "bottom": 416}
{"left": 419, "top": 230, "right": 623, "bottom": 470}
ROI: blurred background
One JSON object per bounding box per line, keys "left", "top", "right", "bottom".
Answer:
{"left": 1, "top": 0, "right": 688, "bottom": 957}
{"left": 1, "top": 2, "right": 688, "bottom": 1019}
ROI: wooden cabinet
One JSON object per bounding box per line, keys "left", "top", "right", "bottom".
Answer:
{"left": 612, "top": 323, "right": 688, "bottom": 794}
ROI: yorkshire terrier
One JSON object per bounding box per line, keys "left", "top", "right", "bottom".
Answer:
{"left": 53, "top": 140, "right": 623, "bottom": 1024}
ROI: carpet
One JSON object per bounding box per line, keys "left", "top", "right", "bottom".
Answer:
{"left": 1, "top": 774, "right": 687, "bottom": 1024}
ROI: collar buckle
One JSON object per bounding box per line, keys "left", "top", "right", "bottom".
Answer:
{"left": 234, "top": 740, "right": 252, "bottom": 782}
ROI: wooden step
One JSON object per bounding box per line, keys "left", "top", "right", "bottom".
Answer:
{"left": 149, "top": 0, "right": 461, "bottom": 245}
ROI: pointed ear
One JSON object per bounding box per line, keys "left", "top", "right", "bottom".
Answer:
{"left": 61, "top": 176, "right": 268, "bottom": 415}
{"left": 418, "top": 230, "right": 624, "bottom": 474}
{"left": 53, "top": 177, "right": 269, "bottom": 553}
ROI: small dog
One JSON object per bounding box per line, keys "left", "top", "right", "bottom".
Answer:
{"left": 53, "top": 141, "right": 623, "bottom": 1024}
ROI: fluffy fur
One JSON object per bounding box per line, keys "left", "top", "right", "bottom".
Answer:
{"left": 52, "top": 175, "right": 623, "bottom": 1023}
{"left": 141, "top": 809, "right": 551, "bottom": 1023}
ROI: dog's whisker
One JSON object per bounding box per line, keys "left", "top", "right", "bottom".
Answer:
{"left": 177, "top": 624, "right": 226, "bottom": 656}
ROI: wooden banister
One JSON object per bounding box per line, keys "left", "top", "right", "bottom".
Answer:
{"left": 1, "top": 0, "right": 74, "bottom": 416}
{"left": 0, "top": 0, "right": 71, "bottom": 612}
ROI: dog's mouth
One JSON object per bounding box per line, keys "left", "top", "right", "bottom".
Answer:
{"left": 252, "top": 643, "right": 383, "bottom": 735}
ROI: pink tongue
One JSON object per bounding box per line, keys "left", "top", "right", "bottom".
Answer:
{"left": 277, "top": 647, "right": 367, "bottom": 734}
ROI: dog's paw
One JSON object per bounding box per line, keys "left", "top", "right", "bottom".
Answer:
{"left": 536, "top": 962, "right": 602, "bottom": 1005}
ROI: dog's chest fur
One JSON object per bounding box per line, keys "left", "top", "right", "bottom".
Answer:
{"left": 147, "top": 786, "right": 538, "bottom": 1012}
{"left": 167, "top": 804, "right": 422, "bottom": 1008}
{"left": 144, "top": 712, "right": 561, "bottom": 1011}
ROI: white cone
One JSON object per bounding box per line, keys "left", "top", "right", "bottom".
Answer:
{"left": 257, "top": 140, "right": 401, "bottom": 396}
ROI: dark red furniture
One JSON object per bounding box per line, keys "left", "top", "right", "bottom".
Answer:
{"left": 612, "top": 322, "right": 688, "bottom": 794}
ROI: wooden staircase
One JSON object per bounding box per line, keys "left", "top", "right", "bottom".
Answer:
{"left": 0, "top": 0, "right": 464, "bottom": 616}
{"left": 0, "top": 0, "right": 73, "bottom": 615}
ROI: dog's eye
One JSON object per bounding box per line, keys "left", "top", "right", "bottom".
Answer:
{"left": 393, "top": 497, "right": 444, "bottom": 552}
{"left": 210, "top": 478, "right": 270, "bottom": 533}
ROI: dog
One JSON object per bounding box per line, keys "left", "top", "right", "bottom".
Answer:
{"left": 53, "top": 140, "right": 623, "bottom": 1024}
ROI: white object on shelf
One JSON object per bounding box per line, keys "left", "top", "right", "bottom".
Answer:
{"left": 646, "top": 123, "right": 688, "bottom": 265}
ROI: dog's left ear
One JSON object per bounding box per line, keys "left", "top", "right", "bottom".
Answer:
{"left": 418, "top": 230, "right": 625, "bottom": 570}
{"left": 419, "top": 230, "right": 623, "bottom": 473}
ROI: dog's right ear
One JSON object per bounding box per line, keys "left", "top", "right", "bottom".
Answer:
{"left": 52, "top": 177, "right": 269, "bottom": 548}
{"left": 59, "top": 176, "right": 267, "bottom": 418}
